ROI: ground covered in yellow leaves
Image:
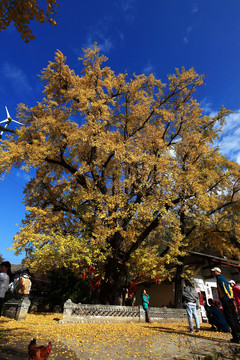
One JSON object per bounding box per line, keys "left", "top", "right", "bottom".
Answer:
{"left": 0, "top": 313, "right": 239, "bottom": 359}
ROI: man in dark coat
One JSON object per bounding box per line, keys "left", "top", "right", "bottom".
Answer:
{"left": 211, "top": 267, "right": 240, "bottom": 343}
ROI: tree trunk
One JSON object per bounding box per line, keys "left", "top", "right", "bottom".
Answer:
{"left": 174, "top": 263, "right": 184, "bottom": 308}
{"left": 99, "top": 257, "right": 128, "bottom": 305}
{"left": 174, "top": 211, "right": 186, "bottom": 308}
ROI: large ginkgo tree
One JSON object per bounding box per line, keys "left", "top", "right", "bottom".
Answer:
{"left": 1, "top": 46, "right": 240, "bottom": 304}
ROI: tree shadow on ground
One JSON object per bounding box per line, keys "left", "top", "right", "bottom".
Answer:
{"left": 145, "top": 325, "right": 240, "bottom": 359}
{"left": 0, "top": 330, "right": 29, "bottom": 360}
{"left": 0, "top": 346, "right": 27, "bottom": 360}
{"left": 0, "top": 328, "right": 80, "bottom": 360}
{"left": 146, "top": 325, "right": 233, "bottom": 344}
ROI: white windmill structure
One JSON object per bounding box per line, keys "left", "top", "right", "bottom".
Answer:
{"left": 0, "top": 106, "right": 23, "bottom": 139}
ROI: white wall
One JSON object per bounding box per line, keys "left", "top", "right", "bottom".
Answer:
{"left": 134, "top": 264, "right": 240, "bottom": 310}
{"left": 135, "top": 283, "right": 174, "bottom": 307}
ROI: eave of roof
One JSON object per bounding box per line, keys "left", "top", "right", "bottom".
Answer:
{"left": 189, "top": 251, "right": 240, "bottom": 268}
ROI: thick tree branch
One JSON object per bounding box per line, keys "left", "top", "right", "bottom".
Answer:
{"left": 45, "top": 156, "right": 88, "bottom": 188}
{"left": 0, "top": 126, "right": 16, "bottom": 135}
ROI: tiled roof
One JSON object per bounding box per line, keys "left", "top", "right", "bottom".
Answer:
{"left": 11, "top": 264, "right": 28, "bottom": 274}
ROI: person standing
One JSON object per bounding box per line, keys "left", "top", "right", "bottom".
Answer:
{"left": 141, "top": 289, "right": 151, "bottom": 323}
{"left": 229, "top": 280, "right": 240, "bottom": 314}
{"left": 211, "top": 267, "right": 240, "bottom": 343}
{"left": 182, "top": 279, "right": 200, "bottom": 333}
{"left": 0, "top": 261, "right": 11, "bottom": 316}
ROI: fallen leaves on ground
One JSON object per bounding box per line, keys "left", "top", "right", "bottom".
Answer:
{"left": 0, "top": 313, "right": 233, "bottom": 359}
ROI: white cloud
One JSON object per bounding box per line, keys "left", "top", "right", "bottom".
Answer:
{"left": 216, "top": 110, "right": 240, "bottom": 164}
{"left": 237, "top": 152, "right": 240, "bottom": 164}
{"left": 75, "top": 2, "right": 136, "bottom": 57}
{"left": 84, "top": 34, "right": 114, "bottom": 54}
{"left": 98, "top": 38, "right": 114, "bottom": 53}
{"left": 118, "top": 0, "right": 136, "bottom": 12}
{"left": 77, "top": 16, "right": 115, "bottom": 55}
{"left": 118, "top": 31, "right": 124, "bottom": 42}
{"left": 192, "top": 3, "right": 199, "bottom": 13}
{"left": 16, "top": 170, "right": 31, "bottom": 182}
{"left": 1, "top": 63, "right": 32, "bottom": 94}
{"left": 114, "top": 0, "right": 136, "bottom": 24}
{"left": 116, "top": 0, "right": 136, "bottom": 21}
{"left": 74, "top": 35, "right": 113, "bottom": 58}
{"left": 183, "top": 26, "right": 194, "bottom": 44}
{"left": 142, "top": 60, "right": 155, "bottom": 75}
{"left": 199, "top": 100, "right": 240, "bottom": 164}
{"left": 200, "top": 98, "right": 214, "bottom": 115}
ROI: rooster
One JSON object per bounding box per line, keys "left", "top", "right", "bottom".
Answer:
{"left": 28, "top": 338, "right": 52, "bottom": 360}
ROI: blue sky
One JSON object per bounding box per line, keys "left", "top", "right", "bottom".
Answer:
{"left": 0, "top": 0, "right": 240, "bottom": 264}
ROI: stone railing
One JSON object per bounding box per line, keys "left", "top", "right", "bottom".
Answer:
{"left": 60, "top": 299, "right": 194, "bottom": 324}
{"left": 60, "top": 299, "right": 141, "bottom": 324}
{"left": 149, "top": 306, "right": 190, "bottom": 323}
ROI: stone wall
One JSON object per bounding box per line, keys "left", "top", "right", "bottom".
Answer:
{"left": 60, "top": 299, "right": 141, "bottom": 324}
{"left": 3, "top": 297, "right": 31, "bottom": 321}
{"left": 149, "top": 306, "right": 190, "bottom": 323}
{"left": 60, "top": 299, "right": 198, "bottom": 324}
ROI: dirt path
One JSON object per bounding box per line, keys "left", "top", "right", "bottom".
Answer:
{"left": 1, "top": 316, "right": 240, "bottom": 360}
{"left": 1, "top": 331, "right": 236, "bottom": 360}
{"left": 60, "top": 330, "right": 237, "bottom": 360}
